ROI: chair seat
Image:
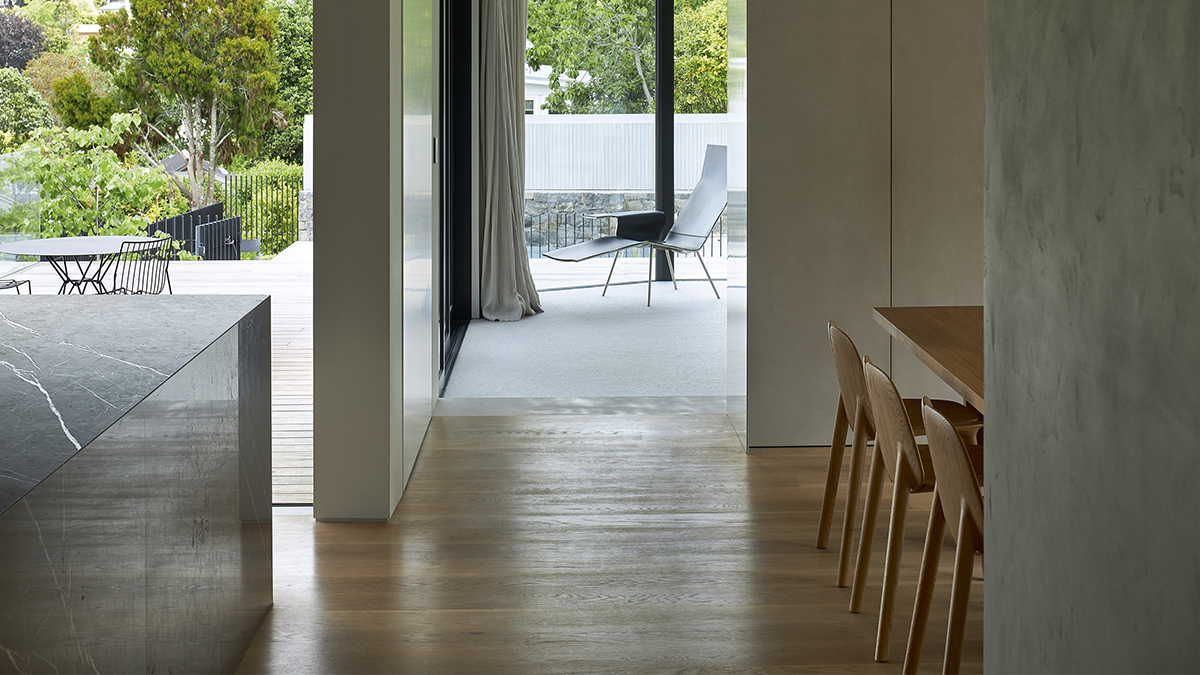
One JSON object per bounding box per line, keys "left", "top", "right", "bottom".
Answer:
{"left": 543, "top": 236, "right": 643, "bottom": 262}
{"left": 0, "top": 279, "right": 31, "bottom": 293}
{"left": 903, "top": 397, "right": 982, "bottom": 437}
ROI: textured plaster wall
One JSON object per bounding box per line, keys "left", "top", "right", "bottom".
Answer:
{"left": 984, "top": 2, "right": 1199, "bottom": 672}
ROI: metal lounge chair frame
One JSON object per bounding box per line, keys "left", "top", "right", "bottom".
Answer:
{"left": 544, "top": 144, "right": 727, "bottom": 306}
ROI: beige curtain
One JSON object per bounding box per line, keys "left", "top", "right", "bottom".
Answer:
{"left": 480, "top": 0, "right": 542, "bottom": 321}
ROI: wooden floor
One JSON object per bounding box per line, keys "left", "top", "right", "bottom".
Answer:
{"left": 237, "top": 414, "right": 982, "bottom": 674}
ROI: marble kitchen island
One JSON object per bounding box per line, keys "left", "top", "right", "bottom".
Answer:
{"left": 0, "top": 295, "right": 271, "bottom": 674}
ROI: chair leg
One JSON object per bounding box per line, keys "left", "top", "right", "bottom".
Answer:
{"left": 876, "top": 452, "right": 911, "bottom": 662}
{"left": 663, "top": 249, "right": 678, "bottom": 290}
{"left": 647, "top": 252, "right": 653, "bottom": 307}
{"left": 850, "top": 448, "right": 885, "bottom": 613}
{"left": 697, "top": 253, "right": 721, "bottom": 299}
{"left": 904, "top": 490, "right": 946, "bottom": 675}
{"left": 944, "top": 513, "right": 976, "bottom": 675}
{"left": 602, "top": 255, "right": 619, "bottom": 296}
{"left": 817, "top": 398, "right": 850, "bottom": 550}
{"left": 837, "top": 404, "right": 870, "bottom": 587}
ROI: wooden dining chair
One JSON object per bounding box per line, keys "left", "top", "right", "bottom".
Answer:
{"left": 902, "top": 398, "right": 985, "bottom": 675}
{"left": 852, "top": 356, "right": 982, "bottom": 663}
{"left": 819, "top": 322, "right": 982, "bottom": 589}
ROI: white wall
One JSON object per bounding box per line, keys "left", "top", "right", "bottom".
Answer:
{"left": 314, "top": 0, "right": 434, "bottom": 520}
{"left": 525, "top": 114, "right": 728, "bottom": 191}
{"left": 745, "top": 0, "right": 984, "bottom": 447}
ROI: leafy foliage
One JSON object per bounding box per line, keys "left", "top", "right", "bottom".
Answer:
{"left": 17, "top": 0, "right": 96, "bottom": 55}
{"left": 0, "top": 112, "right": 186, "bottom": 237}
{"left": 674, "top": 0, "right": 725, "bottom": 113}
{"left": 257, "top": 0, "right": 310, "bottom": 163}
{"left": 90, "top": 0, "right": 282, "bottom": 209}
{"left": 526, "top": 0, "right": 727, "bottom": 114}
{"left": 0, "top": 10, "right": 47, "bottom": 70}
{"left": 24, "top": 51, "right": 112, "bottom": 113}
{"left": 52, "top": 71, "right": 120, "bottom": 128}
{"left": 0, "top": 67, "right": 53, "bottom": 146}
{"left": 527, "top": 0, "right": 657, "bottom": 114}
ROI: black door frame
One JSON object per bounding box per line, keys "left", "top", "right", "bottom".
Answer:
{"left": 437, "top": 0, "right": 473, "bottom": 396}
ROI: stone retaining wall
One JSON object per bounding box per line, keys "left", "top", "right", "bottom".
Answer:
{"left": 298, "top": 190, "right": 313, "bottom": 242}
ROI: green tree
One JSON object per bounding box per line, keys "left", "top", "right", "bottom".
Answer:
{"left": 0, "top": 10, "right": 47, "bottom": 70}
{"left": 258, "top": 0, "right": 310, "bottom": 162}
{"left": 17, "top": 0, "right": 96, "bottom": 55}
{"left": 0, "top": 67, "right": 53, "bottom": 146}
{"left": 527, "top": 0, "right": 656, "bottom": 114}
{"left": 0, "top": 112, "right": 185, "bottom": 237}
{"left": 23, "top": 51, "right": 112, "bottom": 114}
{"left": 90, "top": 0, "right": 282, "bottom": 209}
{"left": 52, "top": 71, "right": 119, "bottom": 128}
{"left": 674, "top": 0, "right": 725, "bottom": 113}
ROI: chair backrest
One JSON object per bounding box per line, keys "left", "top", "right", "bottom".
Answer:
{"left": 863, "top": 356, "right": 930, "bottom": 488}
{"left": 661, "top": 144, "right": 727, "bottom": 251}
{"left": 828, "top": 321, "right": 873, "bottom": 431}
{"left": 111, "top": 238, "right": 172, "bottom": 295}
{"left": 921, "top": 398, "right": 984, "bottom": 549}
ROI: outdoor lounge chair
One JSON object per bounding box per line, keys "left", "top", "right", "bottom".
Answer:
{"left": 544, "top": 144, "right": 727, "bottom": 306}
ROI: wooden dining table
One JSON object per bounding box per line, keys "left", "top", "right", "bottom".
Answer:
{"left": 873, "top": 305, "right": 984, "bottom": 414}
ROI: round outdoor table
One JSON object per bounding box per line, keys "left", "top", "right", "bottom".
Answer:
{"left": 0, "top": 236, "right": 160, "bottom": 295}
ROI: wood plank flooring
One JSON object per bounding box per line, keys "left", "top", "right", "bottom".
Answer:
{"left": 236, "top": 414, "right": 982, "bottom": 674}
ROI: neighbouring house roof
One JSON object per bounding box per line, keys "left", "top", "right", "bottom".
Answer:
{"left": 97, "top": 0, "right": 130, "bottom": 12}
{"left": 158, "top": 153, "right": 231, "bottom": 185}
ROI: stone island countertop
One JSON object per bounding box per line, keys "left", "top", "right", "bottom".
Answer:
{"left": 0, "top": 294, "right": 269, "bottom": 515}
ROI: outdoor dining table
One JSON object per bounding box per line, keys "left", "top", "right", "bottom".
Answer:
{"left": 873, "top": 305, "right": 984, "bottom": 414}
{"left": 0, "top": 235, "right": 160, "bottom": 295}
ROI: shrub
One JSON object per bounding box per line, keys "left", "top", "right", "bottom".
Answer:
{"left": 0, "top": 112, "right": 176, "bottom": 237}
{"left": 0, "top": 67, "right": 53, "bottom": 145}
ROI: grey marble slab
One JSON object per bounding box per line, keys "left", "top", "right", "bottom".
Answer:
{"left": 0, "top": 295, "right": 269, "bottom": 516}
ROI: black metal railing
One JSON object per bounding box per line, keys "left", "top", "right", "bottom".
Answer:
{"left": 524, "top": 211, "right": 727, "bottom": 259}
{"left": 224, "top": 174, "right": 302, "bottom": 256}
{"left": 149, "top": 202, "right": 242, "bottom": 260}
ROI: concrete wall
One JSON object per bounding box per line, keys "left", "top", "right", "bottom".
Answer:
{"left": 984, "top": 2, "right": 1199, "bottom": 672}
{"left": 746, "top": 0, "right": 983, "bottom": 446}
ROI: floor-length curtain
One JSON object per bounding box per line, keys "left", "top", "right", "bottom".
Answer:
{"left": 480, "top": 0, "right": 542, "bottom": 321}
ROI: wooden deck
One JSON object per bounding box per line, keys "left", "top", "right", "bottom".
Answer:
{"left": 3, "top": 246, "right": 727, "bottom": 505}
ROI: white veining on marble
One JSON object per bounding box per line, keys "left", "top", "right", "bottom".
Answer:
{"left": 0, "top": 340, "right": 37, "bottom": 369}
{"left": 0, "top": 310, "right": 168, "bottom": 378}
{"left": 24, "top": 500, "right": 100, "bottom": 674}
{"left": 0, "top": 467, "right": 38, "bottom": 486}
{"left": 0, "top": 361, "right": 81, "bottom": 451}
{"left": 73, "top": 382, "right": 116, "bottom": 410}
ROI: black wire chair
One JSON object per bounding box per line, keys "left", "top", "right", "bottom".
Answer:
{"left": 105, "top": 238, "right": 173, "bottom": 295}
{"left": 0, "top": 278, "right": 31, "bottom": 293}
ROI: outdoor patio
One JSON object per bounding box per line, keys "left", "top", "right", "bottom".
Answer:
{"left": 2, "top": 247, "right": 727, "bottom": 504}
